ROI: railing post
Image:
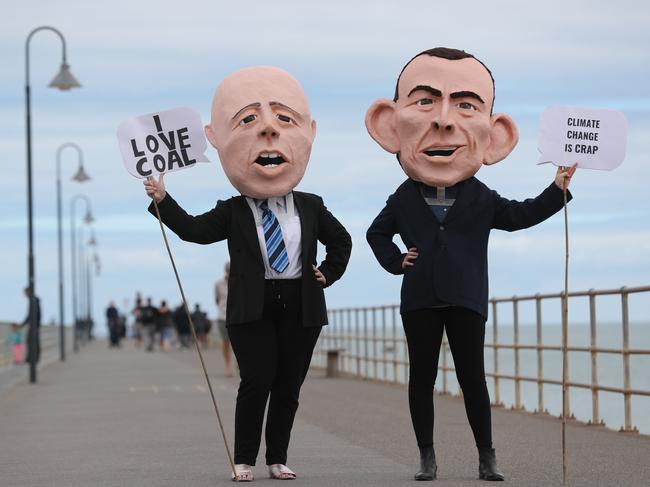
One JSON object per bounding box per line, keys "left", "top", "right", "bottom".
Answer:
{"left": 620, "top": 287, "right": 635, "bottom": 432}
{"left": 372, "top": 308, "right": 378, "bottom": 379}
{"left": 392, "top": 306, "right": 398, "bottom": 384}
{"left": 492, "top": 300, "right": 501, "bottom": 406}
{"left": 355, "top": 309, "right": 361, "bottom": 377}
{"left": 536, "top": 294, "right": 544, "bottom": 413}
{"left": 561, "top": 290, "right": 571, "bottom": 419}
{"left": 589, "top": 290, "right": 600, "bottom": 425}
{"left": 513, "top": 297, "right": 522, "bottom": 409}
{"left": 335, "top": 309, "right": 345, "bottom": 370}
{"left": 348, "top": 309, "right": 353, "bottom": 375}
{"left": 363, "top": 308, "right": 369, "bottom": 378}
{"left": 337, "top": 309, "right": 342, "bottom": 349}
{"left": 330, "top": 309, "right": 335, "bottom": 350}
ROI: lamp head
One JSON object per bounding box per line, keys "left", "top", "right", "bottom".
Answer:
{"left": 48, "top": 63, "right": 81, "bottom": 91}
{"left": 83, "top": 209, "right": 94, "bottom": 225}
{"left": 72, "top": 164, "right": 90, "bottom": 182}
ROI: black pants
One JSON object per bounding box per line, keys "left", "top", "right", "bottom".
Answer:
{"left": 109, "top": 320, "right": 121, "bottom": 347}
{"left": 402, "top": 307, "right": 492, "bottom": 449}
{"left": 228, "top": 279, "right": 321, "bottom": 466}
{"left": 26, "top": 327, "right": 40, "bottom": 364}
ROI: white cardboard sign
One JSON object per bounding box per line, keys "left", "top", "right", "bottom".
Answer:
{"left": 117, "top": 107, "right": 210, "bottom": 179}
{"left": 537, "top": 105, "right": 628, "bottom": 170}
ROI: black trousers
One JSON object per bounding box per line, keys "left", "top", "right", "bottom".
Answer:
{"left": 228, "top": 279, "right": 321, "bottom": 466}
{"left": 402, "top": 306, "right": 492, "bottom": 449}
{"left": 26, "top": 327, "right": 40, "bottom": 364}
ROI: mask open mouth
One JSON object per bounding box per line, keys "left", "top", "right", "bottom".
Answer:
{"left": 255, "top": 151, "right": 286, "bottom": 168}
{"left": 424, "top": 147, "right": 459, "bottom": 157}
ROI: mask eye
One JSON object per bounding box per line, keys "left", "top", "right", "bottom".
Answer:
{"left": 277, "top": 113, "right": 296, "bottom": 124}
{"left": 239, "top": 114, "right": 257, "bottom": 126}
{"left": 457, "top": 101, "right": 478, "bottom": 111}
{"left": 416, "top": 98, "right": 433, "bottom": 106}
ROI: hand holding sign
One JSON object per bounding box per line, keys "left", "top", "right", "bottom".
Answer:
{"left": 538, "top": 105, "right": 628, "bottom": 171}
{"left": 144, "top": 174, "right": 166, "bottom": 203}
{"left": 554, "top": 163, "right": 578, "bottom": 190}
{"left": 117, "top": 107, "right": 210, "bottom": 179}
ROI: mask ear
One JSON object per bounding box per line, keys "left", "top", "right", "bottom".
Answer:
{"left": 309, "top": 119, "right": 317, "bottom": 143}
{"left": 365, "top": 98, "right": 400, "bottom": 153}
{"left": 204, "top": 124, "right": 219, "bottom": 150}
{"left": 483, "top": 113, "right": 519, "bottom": 165}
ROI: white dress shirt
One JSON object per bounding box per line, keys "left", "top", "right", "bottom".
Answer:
{"left": 245, "top": 193, "right": 303, "bottom": 279}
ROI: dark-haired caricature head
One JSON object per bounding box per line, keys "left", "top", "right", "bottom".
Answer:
{"left": 366, "top": 47, "right": 519, "bottom": 187}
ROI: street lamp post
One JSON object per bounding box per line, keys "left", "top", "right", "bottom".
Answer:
{"left": 86, "top": 256, "right": 91, "bottom": 340}
{"left": 87, "top": 234, "right": 99, "bottom": 342}
{"left": 25, "top": 26, "right": 81, "bottom": 383}
{"left": 56, "top": 143, "right": 90, "bottom": 362}
{"left": 77, "top": 225, "right": 97, "bottom": 344}
{"left": 78, "top": 224, "right": 87, "bottom": 345}
{"left": 70, "top": 194, "right": 93, "bottom": 352}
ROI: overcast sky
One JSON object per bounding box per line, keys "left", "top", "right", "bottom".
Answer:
{"left": 2, "top": 0, "right": 649, "bottom": 330}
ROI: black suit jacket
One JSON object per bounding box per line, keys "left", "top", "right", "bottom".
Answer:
{"left": 366, "top": 177, "right": 572, "bottom": 319}
{"left": 149, "top": 191, "right": 351, "bottom": 327}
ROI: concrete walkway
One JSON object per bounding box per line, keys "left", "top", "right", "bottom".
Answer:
{"left": 1, "top": 340, "right": 648, "bottom": 486}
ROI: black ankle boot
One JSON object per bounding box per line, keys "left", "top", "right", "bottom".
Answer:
{"left": 414, "top": 445, "right": 437, "bottom": 481}
{"left": 478, "top": 447, "right": 505, "bottom": 481}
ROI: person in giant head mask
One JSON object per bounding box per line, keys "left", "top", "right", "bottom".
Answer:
{"left": 365, "top": 48, "right": 576, "bottom": 482}
{"left": 145, "top": 66, "right": 352, "bottom": 482}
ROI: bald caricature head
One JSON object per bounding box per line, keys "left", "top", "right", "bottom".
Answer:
{"left": 366, "top": 48, "right": 519, "bottom": 187}
{"left": 205, "top": 66, "right": 317, "bottom": 198}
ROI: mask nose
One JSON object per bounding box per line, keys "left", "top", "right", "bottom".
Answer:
{"left": 259, "top": 124, "right": 279, "bottom": 139}
{"left": 432, "top": 100, "right": 454, "bottom": 132}
{"left": 432, "top": 120, "right": 454, "bottom": 132}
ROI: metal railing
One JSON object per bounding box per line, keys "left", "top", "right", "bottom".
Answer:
{"left": 313, "top": 285, "right": 650, "bottom": 434}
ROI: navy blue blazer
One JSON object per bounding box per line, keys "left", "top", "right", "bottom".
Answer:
{"left": 366, "top": 177, "right": 572, "bottom": 319}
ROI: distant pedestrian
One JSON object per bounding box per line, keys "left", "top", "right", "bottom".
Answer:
{"left": 6, "top": 323, "right": 24, "bottom": 364}
{"left": 133, "top": 293, "right": 143, "bottom": 347}
{"left": 191, "top": 304, "right": 208, "bottom": 348}
{"left": 173, "top": 304, "right": 191, "bottom": 349}
{"left": 140, "top": 297, "right": 159, "bottom": 352}
{"left": 106, "top": 301, "right": 120, "bottom": 348}
{"left": 157, "top": 300, "right": 174, "bottom": 352}
{"left": 119, "top": 313, "right": 127, "bottom": 339}
{"left": 20, "top": 287, "right": 41, "bottom": 364}
{"left": 215, "top": 262, "right": 233, "bottom": 376}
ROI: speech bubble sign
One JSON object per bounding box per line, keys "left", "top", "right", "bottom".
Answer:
{"left": 117, "top": 107, "right": 210, "bottom": 179}
{"left": 537, "top": 105, "right": 628, "bottom": 170}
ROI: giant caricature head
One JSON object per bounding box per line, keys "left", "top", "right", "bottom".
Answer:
{"left": 205, "top": 66, "right": 317, "bottom": 198}
{"left": 365, "top": 48, "right": 519, "bottom": 187}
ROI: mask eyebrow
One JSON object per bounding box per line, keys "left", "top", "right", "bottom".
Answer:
{"left": 407, "top": 85, "right": 442, "bottom": 98}
{"left": 269, "top": 101, "right": 303, "bottom": 121}
{"left": 231, "top": 102, "right": 261, "bottom": 121}
{"left": 450, "top": 91, "right": 485, "bottom": 104}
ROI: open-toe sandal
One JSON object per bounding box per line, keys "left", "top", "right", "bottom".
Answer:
{"left": 268, "top": 464, "right": 296, "bottom": 480}
{"left": 232, "top": 464, "right": 254, "bottom": 482}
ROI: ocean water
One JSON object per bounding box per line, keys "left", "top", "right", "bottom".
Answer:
{"left": 315, "top": 320, "right": 650, "bottom": 435}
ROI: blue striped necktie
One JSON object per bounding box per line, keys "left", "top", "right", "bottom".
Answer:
{"left": 260, "top": 200, "right": 289, "bottom": 273}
